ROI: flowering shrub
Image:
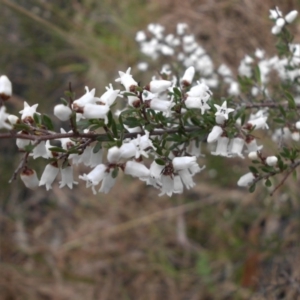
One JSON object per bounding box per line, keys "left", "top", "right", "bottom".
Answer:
{"left": 0, "top": 6, "right": 300, "bottom": 196}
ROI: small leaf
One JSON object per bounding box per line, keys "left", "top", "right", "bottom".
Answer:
{"left": 33, "top": 113, "right": 41, "bottom": 125}
{"left": 265, "top": 179, "right": 272, "bottom": 187}
{"left": 93, "top": 142, "right": 102, "bottom": 153}
{"left": 284, "top": 91, "right": 296, "bottom": 109}
{"left": 60, "top": 98, "right": 69, "bottom": 106}
{"left": 42, "top": 114, "right": 54, "bottom": 130}
{"left": 249, "top": 166, "right": 258, "bottom": 174}
{"left": 249, "top": 184, "right": 256, "bottom": 193}
{"left": 49, "top": 147, "right": 66, "bottom": 153}
{"left": 155, "top": 158, "right": 165, "bottom": 166}
{"left": 112, "top": 167, "right": 119, "bottom": 178}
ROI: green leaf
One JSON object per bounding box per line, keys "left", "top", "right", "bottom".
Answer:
{"left": 278, "top": 105, "right": 286, "bottom": 118}
{"left": 60, "top": 98, "right": 69, "bottom": 106}
{"left": 249, "top": 184, "right": 256, "bottom": 193}
{"left": 155, "top": 158, "right": 165, "bottom": 166}
{"left": 49, "top": 147, "right": 66, "bottom": 153}
{"left": 14, "top": 123, "right": 31, "bottom": 131}
{"left": 249, "top": 166, "right": 258, "bottom": 174}
{"left": 173, "top": 87, "right": 182, "bottom": 97}
{"left": 285, "top": 91, "right": 296, "bottom": 109}
{"left": 93, "top": 142, "right": 102, "bottom": 153}
{"left": 273, "top": 118, "right": 285, "bottom": 124}
{"left": 265, "top": 179, "right": 272, "bottom": 187}
{"left": 33, "top": 113, "right": 41, "bottom": 125}
{"left": 254, "top": 65, "right": 261, "bottom": 84}
{"left": 42, "top": 114, "right": 54, "bottom": 130}
{"left": 112, "top": 167, "right": 119, "bottom": 178}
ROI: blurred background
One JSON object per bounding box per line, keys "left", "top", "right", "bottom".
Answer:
{"left": 1, "top": 0, "right": 300, "bottom": 299}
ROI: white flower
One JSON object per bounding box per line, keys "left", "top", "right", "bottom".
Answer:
{"left": 172, "top": 156, "right": 197, "bottom": 171}
{"left": 115, "top": 67, "right": 138, "bottom": 92}
{"left": 124, "top": 161, "right": 150, "bottom": 179}
{"left": 248, "top": 151, "right": 258, "bottom": 160}
{"left": 16, "top": 132, "right": 31, "bottom": 150}
{"left": 0, "top": 106, "right": 12, "bottom": 130}
{"left": 19, "top": 101, "right": 39, "bottom": 122}
{"left": 177, "top": 169, "right": 195, "bottom": 189}
{"left": 295, "top": 121, "right": 300, "bottom": 130}
{"left": 285, "top": 10, "right": 298, "bottom": 23}
{"left": 97, "top": 84, "right": 120, "bottom": 107}
{"left": 99, "top": 169, "right": 116, "bottom": 194}
{"left": 82, "top": 104, "right": 110, "bottom": 124}
{"left": 237, "top": 172, "right": 255, "bottom": 187}
{"left": 245, "top": 137, "right": 263, "bottom": 152}
{"left": 229, "top": 137, "right": 245, "bottom": 158}
{"left": 228, "top": 82, "right": 240, "bottom": 96}
{"left": 207, "top": 125, "right": 223, "bottom": 143}
{"left": 181, "top": 66, "right": 195, "bottom": 86}
{"left": 7, "top": 114, "right": 19, "bottom": 126}
{"left": 211, "top": 136, "right": 231, "bottom": 157}
{"left": 137, "top": 62, "right": 148, "bottom": 71}
{"left": 266, "top": 156, "right": 278, "bottom": 167}
{"left": 135, "top": 30, "right": 147, "bottom": 42}
{"left": 119, "top": 142, "right": 138, "bottom": 159}
{"left": 39, "top": 163, "right": 60, "bottom": 190}
{"left": 0, "top": 75, "right": 12, "bottom": 100}
{"left": 147, "top": 80, "right": 172, "bottom": 94}
{"left": 73, "top": 86, "right": 96, "bottom": 107}
{"left": 54, "top": 104, "right": 72, "bottom": 121}
{"left": 59, "top": 165, "right": 78, "bottom": 189}
{"left": 245, "top": 117, "right": 268, "bottom": 130}
{"left": 291, "top": 131, "right": 300, "bottom": 141}
{"left": 107, "top": 146, "right": 121, "bottom": 163}
{"left": 276, "top": 17, "right": 285, "bottom": 28}
{"left": 32, "top": 141, "right": 49, "bottom": 159}
{"left": 20, "top": 167, "right": 39, "bottom": 189}
{"left": 271, "top": 25, "right": 282, "bottom": 35}
{"left": 176, "top": 23, "right": 188, "bottom": 35}
{"left": 148, "top": 98, "right": 174, "bottom": 114}
{"left": 214, "top": 101, "right": 234, "bottom": 121}
{"left": 185, "top": 96, "right": 210, "bottom": 114}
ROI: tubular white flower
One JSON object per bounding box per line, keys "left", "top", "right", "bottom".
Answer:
{"left": 173, "top": 175, "right": 184, "bottom": 194}
{"left": 59, "top": 165, "right": 78, "bottom": 189}
{"left": 272, "top": 25, "right": 282, "bottom": 35}
{"left": 149, "top": 98, "right": 174, "bottom": 113}
{"left": 246, "top": 117, "right": 268, "bottom": 130}
{"left": 20, "top": 168, "right": 39, "bottom": 189}
{"left": 97, "top": 84, "right": 120, "bottom": 107}
{"left": 32, "top": 141, "right": 49, "bottom": 159}
{"left": 16, "top": 132, "right": 31, "bottom": 150}
{"left": 89, "top": 148, "right": 103, "bottom": 167}
{"left": 211, "top": 136, "right": 231, "bottom": 157}
{"left": 54, "top": 104, "right": 72, "bottom": 121}
{"left": 107, "top": 146, "right": 121, "bottom": 163}
{"left": 124, "top": 161, "right": 150, "bottom": 179}
{"left": 207, "top": 126, "right": 223, "bottom": 143}
{"left": 79, "top": 164, "right": 107, "bottom": 187}
{"left": 7, "top": 114, "right": 19, "bottom": 126}
{"left": 276, "top": 17, "right": 285, "bottom": 28}
{"left": 173, "top": 156, "right": 197, "bottom": 171}
{"left": 149, "top": 160, "right": 164, "bottom": 179}
{"left": 177, "top": 169, "right": 195, "bottom": 189}
{"left": 159, "top": 175, "right": 174, "bottom": 197}
{"left": 0, "top": 106, "right": 12, "bottom": 130}
{"left": 147, "top": 80, "right": 172, "bottom": 94}
{"left": 115, "top": 68, "right": 138, "bottom": 92}
{"left": 73, "top": 86, "right": 96, "bottom": 107}
{"left": 185, "top": 96, "right": 210, "bottom": 114}
{"left": 285, "top": 10, "right": 298, "bottom": 23}
{"left": 266, "top": 156, "right": 278, "bottom": 167}
{"left": 187, "top": 81, "right": 211, "bottom": 98}
{"left": 0, "top": 75, "right": 12, "bottom": 100}
{"left": 99, "top": 170, "right": 116, "bottom": 194}
{"left": 39, "top": 163, "right": 60, "bottom": 190}
{"left": 82, "top": 104, "right": 110, "bottom": 124}
{"left": 237, "top": 172, "right": 255, "bottom": 187}
{"left": 119, "top": 142, "right": 138, "bottom": 159}
{"left": 245, "top": 138, "right": 263, "bottom": 152}
{"left": 229, "top": 137, "right": 245, "bottom": 158}
{"left": 181, "top": 66, "right": 195, "bottom": 86}
{"left": 248, "top": 151, "right": 258, "bottom": 160}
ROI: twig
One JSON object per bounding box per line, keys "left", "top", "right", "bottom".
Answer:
{"left": 9, "top": 151, "right": 30, "bottom": 183}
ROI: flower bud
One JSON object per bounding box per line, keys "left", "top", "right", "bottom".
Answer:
{"left": 54, "top": 104, "right": 72, "bottom": 121}
{"left": 237, "top": 172, "right": 255, "bottom": 187}
{"left": 20, "top": 167, "right": 39, "bottom": 189}
{"left": 146, "top": 80, "right": 172, "bottom": 94}
{"left": 285, "top": 10, "right": 298, "bottom": 23}
{"left": 248, "top": 151, "right": 258, "bottom": 160}
{"left": 207, "top": 126, "right": 223, "bottom": 143}
{"left": 0, "top": 75, "right": 12, "bottom": 101}
{"left": 266, "top": 156, "right": 278, "bottom": 167}
{"left": 181, "top": 66, "right": 195, "bottom": 86}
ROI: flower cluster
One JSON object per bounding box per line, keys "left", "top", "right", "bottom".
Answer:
{"left": 1, "top": 6, "right": 300, "bottom": 196}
